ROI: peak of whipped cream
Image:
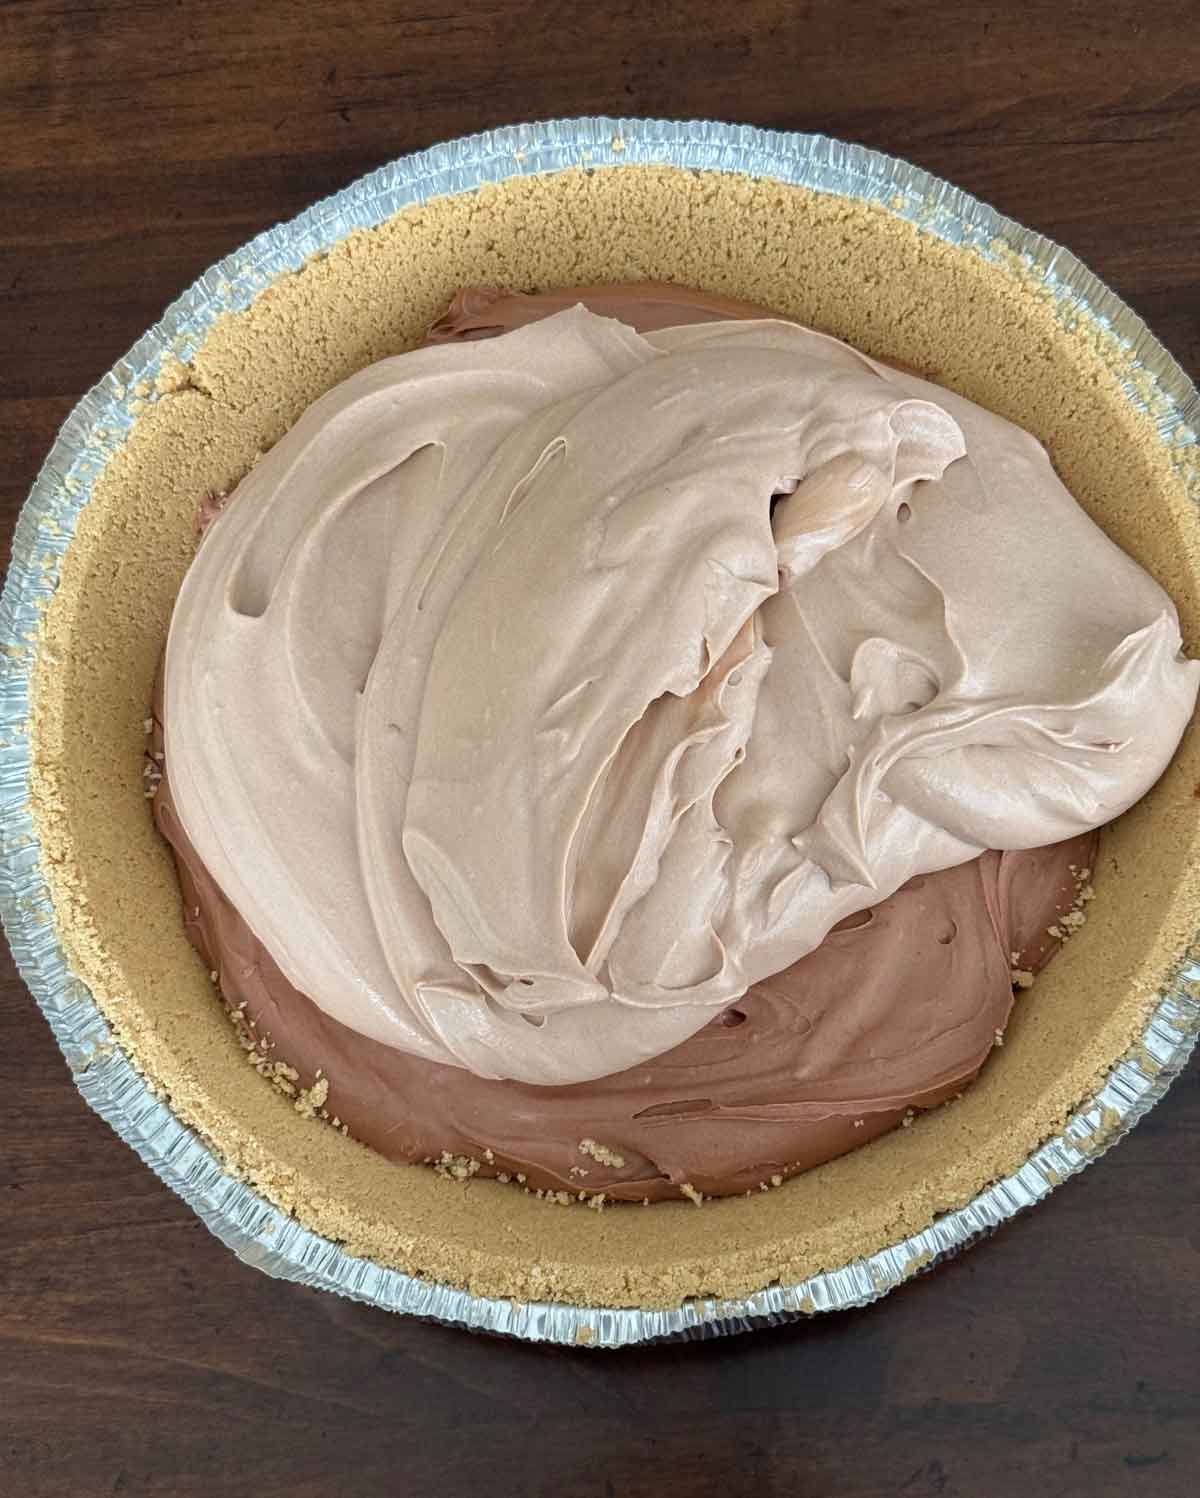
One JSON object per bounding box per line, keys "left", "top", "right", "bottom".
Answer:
{"left": 164, "top": 301, "right": 1199, "bottom": 1085}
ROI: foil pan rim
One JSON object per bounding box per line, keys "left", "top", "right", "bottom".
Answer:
{"left": 2, "top": 115, "right": 1198, "bottom": 1348}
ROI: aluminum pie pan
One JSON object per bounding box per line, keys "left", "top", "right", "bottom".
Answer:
{"left": 2, "top": 116, "right": 1198, "bottom": 1349}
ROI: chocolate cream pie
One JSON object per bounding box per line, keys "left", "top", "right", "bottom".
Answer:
{"left": 31, "top": 166, "right": 1200, "bottom": 1306}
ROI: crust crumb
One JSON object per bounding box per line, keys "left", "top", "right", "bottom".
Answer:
{"left": 435, "top": 1151, "right": 481, "bottom": 1182}
{"left": 537, "top": 1188, "right": 572, "bottom": 1206}
{"left": 293, "top": 1074, "right": 329, "bottom": 1117}
{"left": 578, "top": 1137, "right": 625, "bottom": 1168}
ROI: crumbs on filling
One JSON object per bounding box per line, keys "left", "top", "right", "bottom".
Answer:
{"left": 578, "top": 1137, "right": 626, "bottom": 1168}
{"left": 1047, "top": 866, "right": 1095, "bottom": 942}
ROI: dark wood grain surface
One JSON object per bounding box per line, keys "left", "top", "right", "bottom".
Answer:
{"left": 2, "top": 3, "right": 1198, "bottom": 1494}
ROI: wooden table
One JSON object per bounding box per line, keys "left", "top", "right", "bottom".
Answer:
{"left": 2, "top": 3, "right": 1197, "bottom": 1494}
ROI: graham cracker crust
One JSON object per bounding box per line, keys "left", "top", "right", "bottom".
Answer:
{"left": 28, "top": 165, "right": 1200, "bottom": 1309}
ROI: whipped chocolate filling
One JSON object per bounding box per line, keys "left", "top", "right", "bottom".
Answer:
{"left": 162, "top": 288, "right": 1197, "bottom": 1091}
{"left": 145, "top": 281, "right": 1170, "bottom": 1199}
